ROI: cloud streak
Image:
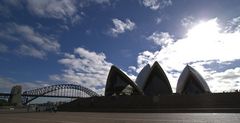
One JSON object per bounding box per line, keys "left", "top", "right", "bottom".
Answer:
{"left": 1, "top": 0, "right": 112, "bottom": 24}
{"left": 0, "top": 77, "right": 49, "bottom": 92}
{"left": 0, "top": 23, "right": 60, "bottom": 59}
{"left": 18, "top": 45, "right": 46, "bottom": 59}
{"left": 26, "top": 0, "right": 80, "bottom": 23}
{"left": 0, "top": 43, "right": 8, "bottom": 53}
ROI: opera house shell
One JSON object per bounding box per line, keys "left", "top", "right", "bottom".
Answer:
{"left": 142, "top": 62, "right": 172, "bottom": 96}
{"left": 176, "top": 65, "right": 211, "bottom": 94}
{"left": 105, "top": 66, "right": 143, "bottom": 96}
{"left": 105, "top": 62, "right": 211, "bottom": 96}
{"left": 135, "top": 64, "right": 151, "bottom": 89}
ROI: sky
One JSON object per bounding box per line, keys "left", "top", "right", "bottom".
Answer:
{"left": 1, "top": 0, "right": 240, "bottom": 95}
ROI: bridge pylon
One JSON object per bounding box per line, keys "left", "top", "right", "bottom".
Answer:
{"left": 8, "top": 85, "right": 22, "bottom": 106}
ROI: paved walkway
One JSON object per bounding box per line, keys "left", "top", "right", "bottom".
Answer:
{"left": 0, "top": 112, "right": 240, "bottom": 123}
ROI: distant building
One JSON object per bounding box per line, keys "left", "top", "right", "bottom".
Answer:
{"left": 105, "top": 62, "right": 211, "bottom": 96}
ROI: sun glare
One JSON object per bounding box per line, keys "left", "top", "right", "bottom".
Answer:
{"left": 187, "top": 18, "right": 220, "bottom": 40}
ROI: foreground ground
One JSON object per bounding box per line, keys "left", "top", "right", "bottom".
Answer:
{"left": 0, "top": 111, "right": 240, "bottom": 123}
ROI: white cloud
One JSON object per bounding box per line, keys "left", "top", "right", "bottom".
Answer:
{"left": 0, "top": 23, "right": 60, "bottom": 59}
{"left": 156, "top": 17, "right": 162, "bottom": 24}
{"left": 181, "top": 16, "right": 195, "bottom": 28}
{"left": 25, "top": 0, "right": 112, "bottom": 24}
{"left": 142, "top": 0, "right": 172, "bottom": 10}
{"left": 128, "top": 66, "right": 137, "bottom": 73}
{"left": 93, "top": 0, "right": 110, "bottom": 4}
{"left": 14, "top": 24, "right": 60, "bottom": 52}
{"left": 147, "top": 32, "right": 174, "bottom": 47}
{"left": 0, "top": 77, "right": 14, "bottom": 91}
{"left": 109, "top": 18, "right": 136, "bottom": 37}
{"left": 0, "top": 77, "right": 49, "bottom": 92}
{"left": 50, "top": 47, "right": 112, "bottom": 94}
{"left": 208, "top": 67, "right": 240, "bottom": 92}
{"left": 3, "top": 0, "right": 22, "bottom": 7}
{"left": 136, "top": 51, "right": 157, "bottom": 72}
{"left": 79, "top": 0, "right": 111, "bottom": 8}
{"left": 1, "top": 0, "right": 112, "bottom": 24}
{"left": 0, "top": 43, "right": 8, "bottom": 53}
{"left": 132, "top": 18, "right": 240, "bottom": 92}
{"left": 26, "top": 0, "right": 79, "bottom": 23}
{"left": 18, "top": 45, "right": 46, "bottom": 59}
{"left": 226, "top": 16, "right": 240, "bottom": 32}
{"left": 0, "top": 0, "right": 22, "bottom": 17}
{"left": 49, "top": 74, "right": 61, "bottom": 81}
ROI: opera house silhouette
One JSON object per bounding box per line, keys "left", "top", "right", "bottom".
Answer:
{"left": 59, "top": 61, "right": 240, "bottom": 113}
{"left": 105, "top": 61, "right": 210, "bottom": 96}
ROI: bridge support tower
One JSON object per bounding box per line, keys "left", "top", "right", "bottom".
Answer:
{"left": 8, "top": 85, "right": 22, "bottom": 106}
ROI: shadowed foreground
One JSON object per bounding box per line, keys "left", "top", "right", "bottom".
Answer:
{"left": 0, "top": 112, "right": 240, "bottom": 123}
{"left": 59, "top": 93, "right": 240, "bottom": 113}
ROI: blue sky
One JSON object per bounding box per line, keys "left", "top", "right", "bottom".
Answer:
{"left": 1, "top": 0, "right": 240, "bottom": 94}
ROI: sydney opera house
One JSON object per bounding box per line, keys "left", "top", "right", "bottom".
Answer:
{"left": 105, "top": 61, "right": 210, "bottom": 96}
{"left": 59, "top": 61, "right": 240, "bottom": 113}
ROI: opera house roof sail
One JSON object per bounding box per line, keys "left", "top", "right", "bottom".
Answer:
{"left": 135, "top": 64, "right": 151, "bottom": 89}
{"left": 176, "top": 65, "right": 211, "bottom": 94}
{"left": 105, "top": 66, "right": 143, "bottom": 96}
{"left": 142, "top": 62, "right": 172, "bottom": 96}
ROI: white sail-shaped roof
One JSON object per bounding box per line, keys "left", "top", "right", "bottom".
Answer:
{"left": 176, "top": 65, "right": 211, "bottom": 94}
{"left": 105, "top": 66, "right": 143, "bottom": 96}
{"left": 143, "top": 62, "right": 172, "bottom": 96}
{"left": 135, "top": 64, "right": 151, "bottom": 89}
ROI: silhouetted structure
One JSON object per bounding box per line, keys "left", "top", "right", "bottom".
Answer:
{"left": 22, "top": 84, "right": 99, "bottom": 104}
{"left": 1, "top": 84, "right": 99, "bottom": 105}
{"left": 135, "top": 64, "right": 151, "bottom": 89}
{"left": 59, "top": 61, "right": 240, "bottom": 113}
{"left": 8, "top": 85, "right": 22, "bottom": 106}
{"left": 142, "top": 62, "right": 172, "bottom": 96}
{"left": 105, "top": 66, "right": 143, "bottom": 96}
{"left": 105, "top": 62, "right": 174, "bottom": 96}
{"left": 176, "top": 65, "right": 211, "bottom": 94}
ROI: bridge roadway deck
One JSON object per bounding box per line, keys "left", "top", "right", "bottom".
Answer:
{"left": 0, "top": 111, "right": 240, "bottom": 123}
{"left": 0, "top": 92, "right": 80, "bottom": 98}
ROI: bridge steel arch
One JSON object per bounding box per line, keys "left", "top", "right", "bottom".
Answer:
{"left": 22, "top": 84, "right": 99, "bottom": 104}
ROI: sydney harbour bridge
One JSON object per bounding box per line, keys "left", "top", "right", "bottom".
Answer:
{"left": 0, "top": 84, "right": 99, "bottom": 105}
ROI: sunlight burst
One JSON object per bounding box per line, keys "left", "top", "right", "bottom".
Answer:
{"left": 187, "top": 18, "right": 220, "bottom": 40}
